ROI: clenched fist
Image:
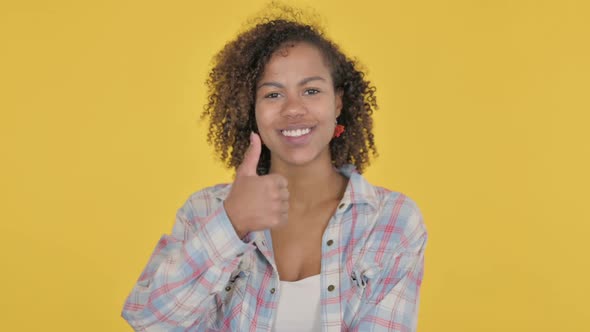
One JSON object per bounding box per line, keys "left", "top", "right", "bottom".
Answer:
{"left": 224, "top": 132, "right": 289, "bottom": 239}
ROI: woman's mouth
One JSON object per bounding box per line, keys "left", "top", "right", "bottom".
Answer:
{"left": 280, "top": 127, "right": 312, "bottom": 137}
{"left": 278, "top": 126, "right": 314, "bottom": 145}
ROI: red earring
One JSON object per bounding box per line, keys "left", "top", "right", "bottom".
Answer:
{"left": 334, "top": 124, "right": 345, "bottom": 138}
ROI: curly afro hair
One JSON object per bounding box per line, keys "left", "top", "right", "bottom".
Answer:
{"left": 201, "top": 6, "right": 378, "bottom": 175}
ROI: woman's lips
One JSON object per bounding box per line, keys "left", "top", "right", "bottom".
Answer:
{"left": 278, "top": 126, "right": 314, "bottom": 145}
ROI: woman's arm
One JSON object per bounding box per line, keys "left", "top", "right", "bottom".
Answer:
{"left": 121, "top": 189, "right": 255, "bottom": 331}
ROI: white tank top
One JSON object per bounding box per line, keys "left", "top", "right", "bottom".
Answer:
{"left": 272, "top": 274, "right": 322, "bottom": 332}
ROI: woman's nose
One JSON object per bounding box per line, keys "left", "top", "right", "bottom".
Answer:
{"left": 281, "top": 96, "right": 307, "bottom": 118}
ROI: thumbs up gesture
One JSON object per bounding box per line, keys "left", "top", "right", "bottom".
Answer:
{"left": 224, "top": 133, "right": 289, "bottom": 239}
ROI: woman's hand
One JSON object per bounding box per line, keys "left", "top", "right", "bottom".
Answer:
{"left": 224, "top": 132, "right": 289, "bottom": 238}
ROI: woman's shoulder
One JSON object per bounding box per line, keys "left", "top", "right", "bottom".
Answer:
{"left": 355, "top": 178, "right": 427, "bottom": 253}
{"left": 187, "top": 182, "right": 232, "bottom": 201}
{"left": 348, "top": 171, "right": 423, "bottom": 224}
{"left": 177, "top": 183, "right": 233, "bottom": 217}
{"left": 373, "top": 186, "right": 423, "bottom": 218}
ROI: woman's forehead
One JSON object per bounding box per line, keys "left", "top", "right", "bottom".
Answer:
{"left": 260, "top": 42, "right": 332, "bottom": 81}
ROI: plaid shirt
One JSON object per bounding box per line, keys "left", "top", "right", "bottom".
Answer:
{"left": 122, "top": 165, "right": 428, "bottom": 331}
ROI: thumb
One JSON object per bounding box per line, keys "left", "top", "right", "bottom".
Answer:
{"left": 237, "top": 132, "right": 262, "bottom": 177}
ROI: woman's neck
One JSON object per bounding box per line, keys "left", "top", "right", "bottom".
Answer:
{"left": 268, "top": 156, "right": 348, "bottom": 212}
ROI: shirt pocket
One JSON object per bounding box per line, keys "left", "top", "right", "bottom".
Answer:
{"left": 222, "top": 257, "right": 253, "bottom": 304}
{"left": 208, "top": 259, "right": 253, "bottom": 330}
{"left": 345, "top": 261, "right": 382, "bottom": 320}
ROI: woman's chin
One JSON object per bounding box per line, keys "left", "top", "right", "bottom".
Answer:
{"left": 273, "top": 151, "right": 320, "bottom": 168}
{"left": 284, "top": 157, "right": 315, "bottom": 168}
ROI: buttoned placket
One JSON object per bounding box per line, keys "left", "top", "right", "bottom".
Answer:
{"left": 319, "top": 199, "right": 350, "bottom": 331}
{"left": 254, "top": 230, "right": 281, "bottom": 330}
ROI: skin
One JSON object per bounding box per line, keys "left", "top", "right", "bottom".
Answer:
{"left": 224, "top": 42, "right": 348, "bottom": 281}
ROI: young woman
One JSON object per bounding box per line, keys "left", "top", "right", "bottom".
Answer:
{"left": 122, "top": 11, "right": 427, "bottom": 332}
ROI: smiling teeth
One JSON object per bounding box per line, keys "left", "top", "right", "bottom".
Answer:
{"left": 281, "top": 128, "right": 311, "bottom": 137}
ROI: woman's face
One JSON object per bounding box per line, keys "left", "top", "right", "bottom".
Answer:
{"left": 255, "top": 42, "right": 342, "bottom": 170}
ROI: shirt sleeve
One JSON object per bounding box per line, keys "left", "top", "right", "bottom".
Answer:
{"left": 121, "top": 188, "right": 256, "bottom": 331}
{"left": 351, "top": 195, "right": 428, "bottom": 332}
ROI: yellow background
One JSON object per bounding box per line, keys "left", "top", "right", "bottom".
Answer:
{"left": 1, "top": 0, "right": 589, "bottom": 331}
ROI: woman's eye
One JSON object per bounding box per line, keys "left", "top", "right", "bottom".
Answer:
{"left": 304, "top": 88, "right": 320, "bottom": 95}
{"left": 265, "top": 92, "right": 280, "bottom": 99}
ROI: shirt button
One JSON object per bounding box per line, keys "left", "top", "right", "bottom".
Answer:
{"left": 338, "top": 203, "right": 345, "bottom": 209}
{"left": 225, "top": 286, "right": 231, "bottom": 291}
{"left": 270, "top": 288, "right": 276, "bottom": 294}
{"left": 327, "top": 285, "right": 335, "bottom": 292}
{"left": 326, "top": 239, "right": 334, "bottom": 246}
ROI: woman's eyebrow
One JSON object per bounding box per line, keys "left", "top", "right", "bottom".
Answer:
{"left": 298, "top": 76, "right": 326, "bottom": 86}
{"left": 257, "top": 76, "right": 327, "bottom": 90}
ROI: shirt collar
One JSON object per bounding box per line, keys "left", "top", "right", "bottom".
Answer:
{"left": 209, "top": 164, "right": 379, "bottom": 251}
{"left": 336, "top": 164, "right": 379, "bottom": 211}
